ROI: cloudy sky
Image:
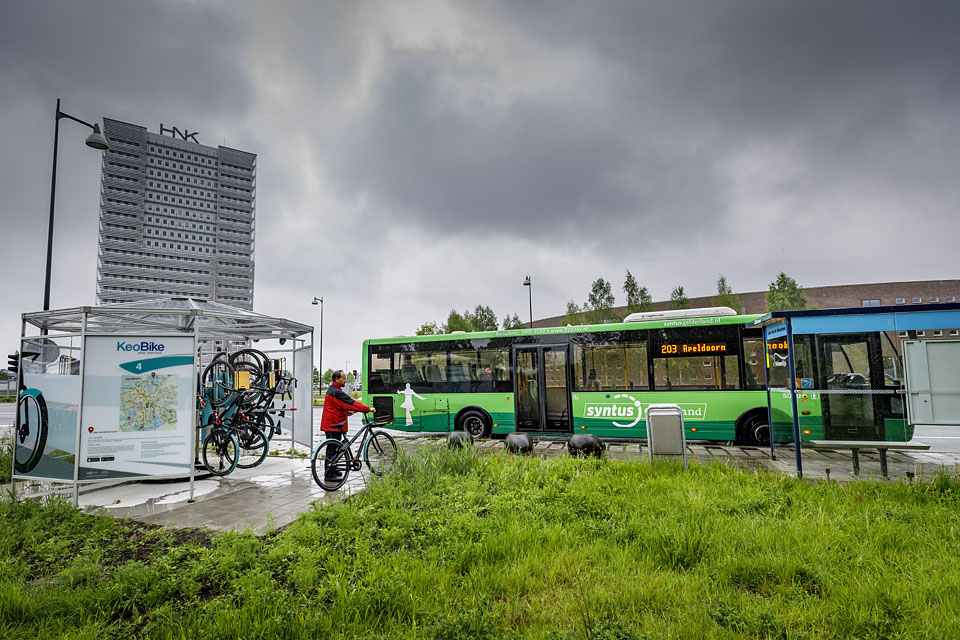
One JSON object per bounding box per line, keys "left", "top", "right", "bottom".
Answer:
{"left": 1, "top": 0, "right": 958, "bottom": 373}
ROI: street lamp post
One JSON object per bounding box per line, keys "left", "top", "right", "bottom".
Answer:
{"left": 523, "top": 276, "right": 533, "bottom": 328}
{"left": 44, "top": 98, "right": 109, "bottom": 311}
{"left": 312, "top": 296, "right": 323, "bottom": 388}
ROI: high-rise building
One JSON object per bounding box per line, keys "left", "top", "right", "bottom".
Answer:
{"left": 96, "top": 118, "right": 256, "bottom": 310}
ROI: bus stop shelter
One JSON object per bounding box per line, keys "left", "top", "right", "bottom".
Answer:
{"left": 749, "top": 302, "right": 960, "bottom": 477}
{"left": 12, "top": 298, "right": 314, "bottom": 504}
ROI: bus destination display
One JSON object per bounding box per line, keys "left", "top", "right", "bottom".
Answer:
{"left": 659, "top": 342, "right": 729, "bottom": 355}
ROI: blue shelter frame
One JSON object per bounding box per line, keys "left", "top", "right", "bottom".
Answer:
{"left": 749, "top": 302, "right": 960, "bottom": 477}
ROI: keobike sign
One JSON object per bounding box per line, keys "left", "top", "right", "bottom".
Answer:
{"left": 77, "top": 336, "right": 195, "bottom": 480}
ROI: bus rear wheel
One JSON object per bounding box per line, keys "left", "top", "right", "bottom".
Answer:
{"left": 740, "top": 414, "right": 770, "bottom": 447}
{"left": 459, "top": 410, "right": 490, "bottom": 439}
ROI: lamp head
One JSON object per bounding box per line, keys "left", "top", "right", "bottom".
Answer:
{"left": 84, "top": 124, "right": 109, "bottom": 151}
{"left": 523, "top": 276, "right": 531, "bottom": 286}
{"left": 312, "top": 296, "right": 322, "bottom": 305}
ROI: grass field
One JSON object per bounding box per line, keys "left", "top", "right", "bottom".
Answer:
{"left": 3, "top": 447, "right": 960, "bottom": 638}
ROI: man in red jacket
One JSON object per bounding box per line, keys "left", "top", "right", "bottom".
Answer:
{"left": 320, "top": 369, "right": 374, "bottom": 481}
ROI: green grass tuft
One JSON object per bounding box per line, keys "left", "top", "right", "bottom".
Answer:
{"left": 3, "top": 448, "right": 960, "bottom": 637}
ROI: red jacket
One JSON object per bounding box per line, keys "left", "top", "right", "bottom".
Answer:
{"left": 320, "top": 382, "right": 371, "bottom": 433}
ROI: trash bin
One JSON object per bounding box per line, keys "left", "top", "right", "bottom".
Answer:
{"left": 645, "top": 403, "right": 687, "bottom": 469}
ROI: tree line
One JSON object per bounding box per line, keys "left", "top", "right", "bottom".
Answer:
{"left": 415, "top": 272, "right": 808, "bottom": 333}
{"left": 562, "top": 270, "right": 807, "bottom": 325}
{"left": 416, "top": 305, "right": 526, "bottom": 336}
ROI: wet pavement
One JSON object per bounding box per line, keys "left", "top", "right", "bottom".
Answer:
{"left": 5, "top": 404, "right": 960, "bottom": 534}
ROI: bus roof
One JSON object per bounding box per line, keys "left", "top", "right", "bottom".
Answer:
{"left": 365, "top": 313, "right": 765, "bottom": 345}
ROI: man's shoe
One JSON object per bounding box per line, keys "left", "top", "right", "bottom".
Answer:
{"left": 324, "top": 471, "right": 345, "bottom": 482}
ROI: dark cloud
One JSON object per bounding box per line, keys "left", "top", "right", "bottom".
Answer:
{"left": 315, "top": 0, "right": 960, "bottom": 255}
{"left": 0, "top": 1, "right": 252, "bottom": 118}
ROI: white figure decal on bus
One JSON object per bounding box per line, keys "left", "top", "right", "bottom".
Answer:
{"left": 396, "top": 383, "right": 426, "bottom": 426}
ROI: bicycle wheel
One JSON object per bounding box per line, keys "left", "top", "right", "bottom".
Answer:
{"left": 311, "top": 438, "right": 351, "bottom": 491}
{"left": 235, "top": 424, "right": 269, "bottom": 469}
{"left": 363, "top": 431, "right": 398, "bottom": 477}
{"left": 259, "top": 411, "right": 279, "bottom": 440}
{"left": 201, "top": 427, "right": 239, "bottom": 476}
{"left": 229, "top": 349, "right": 270, "bottom": 393}
{"left": 14, "top": 392, "right": 48, "bottom": 474}
{"left": 201, "top": 357, "right": 235, "bottom": 407}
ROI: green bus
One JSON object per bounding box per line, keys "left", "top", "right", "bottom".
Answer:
{"left": 362, "top": 307, "right": 913, "bottom": 446}
{"left": 360, "top": 308, "right": 910, "bottom": 445}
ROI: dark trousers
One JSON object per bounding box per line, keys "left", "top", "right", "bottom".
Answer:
{"left": 323, "top": 431, "right": 344, "bottom": 476}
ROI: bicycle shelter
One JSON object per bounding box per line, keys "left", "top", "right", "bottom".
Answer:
{"left": 12, "top": 298, "right": 314, "bottom": 505}
{"left": 749, "top": 302, "right": 960, "bottom": 477}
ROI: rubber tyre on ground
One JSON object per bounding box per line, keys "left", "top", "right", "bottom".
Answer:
{"left": 459, "top": 410, "right": 490, "bottom": 438}
{"left": 201, "top": 427, "right": 239, "bottom": 476}
{"left": 567, "top": 433, "right": 605, "bottom": 458}
{"left": 740, "top": 414, "right": 770, "bottom": 447}
{"left": 311, "top": 438, "right": 351, "bottom": 491}
{"left": 504, "top": 432, "right": 534, "bottom": 455}
{"left": 364, "top": 431, "right": 398, "bottom": 476}
{"left": 235, "top": 425, "right": 269, "bottom": 469}
{"left": 14, "top": 392, "right": 48, "bottom": 474}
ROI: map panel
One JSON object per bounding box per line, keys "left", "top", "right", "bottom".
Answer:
{"left": 120, "top": 374, "right": 178, "bottom": 432}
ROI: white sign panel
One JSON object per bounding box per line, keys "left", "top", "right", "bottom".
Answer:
{"left": 293, "top": 345, "right": 313, "bottom": 448}
{"left": 78, "top": 336, "right": 195, "bottom": 480}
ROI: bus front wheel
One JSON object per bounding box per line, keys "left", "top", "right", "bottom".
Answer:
{"left": 459, "top": 410, "right": 490, "bottom": 439}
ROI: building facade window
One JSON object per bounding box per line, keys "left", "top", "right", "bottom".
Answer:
{"left": 861, "top": 299, "right": 881, "bottom": 307}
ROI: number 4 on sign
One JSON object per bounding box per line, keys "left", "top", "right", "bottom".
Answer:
{"left": 136, "top": 362, "right": 142, "bottom": 371}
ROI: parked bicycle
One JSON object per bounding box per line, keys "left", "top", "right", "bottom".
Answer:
{"left": 311, "top": 412, "right": 398, "bottom": 491}
{"left": 197, "top": 348, "right": 296, "bottom": 475}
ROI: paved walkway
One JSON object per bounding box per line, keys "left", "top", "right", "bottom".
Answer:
{"left": 10, "top": 434, "right": 960, "bottom": 535}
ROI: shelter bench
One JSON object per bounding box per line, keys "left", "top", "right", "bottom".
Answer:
{"left": 807, "top": 440, "right": 930, "bottom": 479}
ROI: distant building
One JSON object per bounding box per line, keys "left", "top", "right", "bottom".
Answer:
{"left": 534, "top": 280, "right": 960, "bottom": 327}
{"left": 96, "top": 118, "right": 256, "bottom": 311}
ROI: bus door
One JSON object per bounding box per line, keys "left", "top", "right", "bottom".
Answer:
{"left": 817, "top": 333, "right": 884, "bottom": 440}
{"left": 514, "top": 345, "right": 572, "bottom": 432}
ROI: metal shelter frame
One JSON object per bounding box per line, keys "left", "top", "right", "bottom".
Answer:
{"left": 749, "top": 302, "right": 960, "bottom": 477}
{"left": 13, "top": 298, "right": 314, "bottom": 505}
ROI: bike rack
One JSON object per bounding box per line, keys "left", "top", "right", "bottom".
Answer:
{"left": 11, "top": 298, "right": 315, "bottom": 506}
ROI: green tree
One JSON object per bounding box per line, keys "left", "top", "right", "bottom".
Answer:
{"left": 502, "top": 313, "right": 525, "bottom": 330}
{"left": 766, "top": 272, "right": 807, "bottom": 312}
{"left": 563, "top": 300, "right": 584, "bottom": 325}
{"left": 668, "top": 285, "right": 690, "bottom": 310}
{"left": 322, "top": 368, "right": 335, "bottom": 385}
{"left": 444, "top": 309, "right": 472, "bottom": 333}
{"left": 712, "top": 275, "right": 743, "bottom": 312}
{"left": 469, "top": 305, "right": 498, "bottom": 331}
{"left": 416, "top": 321, "right": 440, "bottom": 335}
{"left": 587, "top": 277, "right": 616, "bottom": 323}
{"left": 623, "top": 270, "right": 653, "bottom": 315}
{"left": 346, "top": 371, "right": 355, "bottom": 384}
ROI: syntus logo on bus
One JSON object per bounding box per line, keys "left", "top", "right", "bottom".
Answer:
{"left": 117, "top": 341, "right": 165, "bottom": 352}
{"left": 584, "top": 399, "right": 708, "bottom": 425}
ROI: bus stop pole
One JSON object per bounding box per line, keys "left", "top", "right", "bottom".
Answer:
{"left": 764, "top": 324, "right": 775, "bottom": 461}
{"left": 786, "top": 319, "right": 803, "bottom": 478}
